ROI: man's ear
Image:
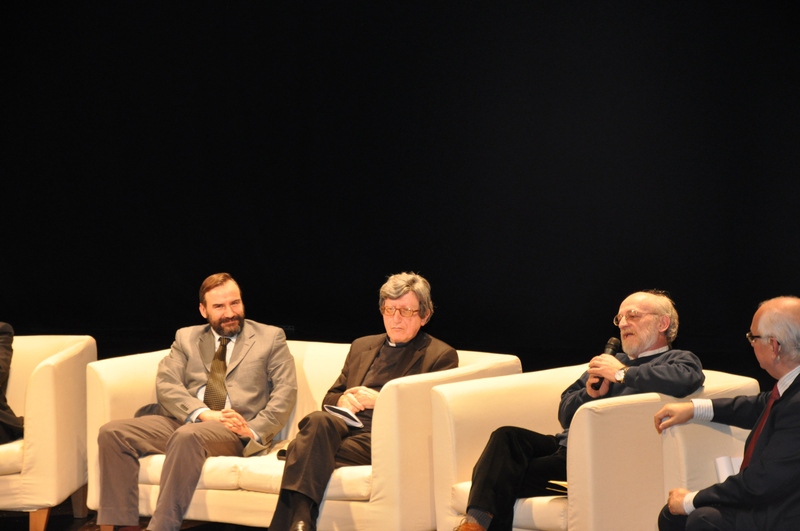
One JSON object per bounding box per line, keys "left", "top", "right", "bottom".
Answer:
{"left": 658, "top": 314, "right": 670, "bottom": 333}
{"left": 199, "top": 303, "right": 208, "bottom": 319}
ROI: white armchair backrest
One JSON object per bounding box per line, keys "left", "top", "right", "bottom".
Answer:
{"left": 7, "top": 335, "right": 95, "bottom": 416}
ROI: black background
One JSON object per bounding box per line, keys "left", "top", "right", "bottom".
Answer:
{"left": 6, "top": 2, "right": 799, "bottom": 391}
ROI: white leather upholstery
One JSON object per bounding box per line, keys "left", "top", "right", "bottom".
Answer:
{"left": 432, "top": 367, "right": 759, "bottom": 531}
{"left": 86, "top": 340, "right": 521, "bottom": 530}
{"left": 0, "top": 335, "right": 97, "bottom": 531}
{"left": 661, "top": 420, "right": 750, "bottom": 495}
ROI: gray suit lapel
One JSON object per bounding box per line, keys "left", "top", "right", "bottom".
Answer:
{"left": 227, "top": 321, "right": 253, "bottom": 375}
{"left": 199, "top": 327, "right": 216, "bottom": 371}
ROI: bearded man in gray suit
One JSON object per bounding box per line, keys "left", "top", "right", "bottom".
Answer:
{"left": 97, "top": 273, "right": 297, "bottom": 531}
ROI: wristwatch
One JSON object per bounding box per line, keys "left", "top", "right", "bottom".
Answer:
{"left": 615, "top": 367, "right": 629, "bottom": 384}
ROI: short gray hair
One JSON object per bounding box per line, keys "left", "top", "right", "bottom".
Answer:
{"left": 379, "top": 272, "right": 434, "bottom": 320}
{"left": 642, "top": 289, "right": 679, "bottom": 344}
{"left": 757, "top": 296, "right": 800, "bottom": 362}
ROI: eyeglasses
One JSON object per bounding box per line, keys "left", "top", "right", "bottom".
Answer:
{"left": 745, "top": 332, "right": 783, "bottom": 347}
{"left": 613, "top": 310, "right": 657, "bottom": 327}
{"left": 745, "top": 332, "right": 763, "bottom": 344}
{"left": 380, "top": 306, "right": 420, "bottom": 318}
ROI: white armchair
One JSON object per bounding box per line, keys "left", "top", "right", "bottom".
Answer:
{"left": 0, "top": 335, "right": 98, "bottom": 531}
{"left": 661, "top": 420, "right": 750, "bottom": 495}
{"left": 86, "top": 340, "right": 522, "bottom": 530}
{"left": 432, "top": 367, "right": 759, "bottom": 531}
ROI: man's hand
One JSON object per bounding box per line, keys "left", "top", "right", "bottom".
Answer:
{"left": 197, "top": 409, "right": 252, "bottom": 438}
{"left": 654, "top": 402, "right": 695, "bottom": 434}
{"left": 220, "top": 409, "right": 252, "bottom": 438}
{"left": 586, "top": 375, "right": 611, "bottom": 398}
{"left": 197, "top": 410, "right": 224, "bottom": 423}
{"left": 666, "top": 488, "right": 689, "bottom": 515}
{"left": 337, "top": 386, "right": 380, "bottom": 413}
{"left": 587, "top": 354, "right": 625, "bottom": 383}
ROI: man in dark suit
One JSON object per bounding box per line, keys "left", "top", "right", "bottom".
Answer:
{"left": 0, "top": 322, "right": 24, "bottom": 444}
{"left": 97, "top": 273, "right": 297, "bottom": 531}
{"left": 268, "top": 272, "right": 458, "bottom": 531}
{"left": 656, "top": 295, "right": 800, "bottom": 531}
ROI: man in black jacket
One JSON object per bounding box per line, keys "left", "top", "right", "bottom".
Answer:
{"left": 268, "top": 272, "right": 458, "bottom": 531}
{"left": 0, "top": 322, "right": 24, "bottom": 444}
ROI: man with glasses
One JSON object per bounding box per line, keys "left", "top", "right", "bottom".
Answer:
{"left": 455, "top": 290, "right": 705, "bottom": 531}
{"left": 269, "top": 272, "right": 458, "bottom": 531}
{"left": 655, "top": 296, "right": 800, "bottom": 531}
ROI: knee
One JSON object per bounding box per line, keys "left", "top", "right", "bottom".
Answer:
{"left": 657, "top": 504, "right": 687, "bottom": 531}
{"left": 299, "top": 410, "right": 330, "bottom": 428}
{"left": 488, "top": 426, "right": 523, "bottom": 446}
{"left": 296, "top": 410, "right": 347, "bottom": 442}
{"left": 298, "top": 410, "right": 341, "bottom": 434}
{"left": 165, "top": 424, "right": 204, "bottom": 453}
{"left": 98, "top": 419, "right": 127, "bottom": 447}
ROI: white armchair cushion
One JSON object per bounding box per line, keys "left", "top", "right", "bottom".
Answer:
{"left": 236, "top": 454, "right": 286, "bottom": 493}
{"left": 452, "top": 481, "right": 569, "bottom": 530}
{"left": 138, "top": 454, "right": 243, "bottom": 490}
{"left": 0, "top": 440, "right": 24, "bottom": 475}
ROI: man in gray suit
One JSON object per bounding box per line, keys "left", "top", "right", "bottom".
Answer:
{"left": 97, "top": 273, "right": 297, "bottom": 531}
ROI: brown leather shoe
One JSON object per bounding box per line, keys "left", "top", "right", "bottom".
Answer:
{"left": 453, "top": 520, "right": 486, "bottom": 531}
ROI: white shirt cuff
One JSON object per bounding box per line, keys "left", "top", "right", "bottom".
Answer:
{"left": 683, "top": 491, "right": 698, "bottom": 514}
{"left": 690, "top": 398, "right": 714, "bottom": 421}
{"left": 189, "top": 407, "right": 209, "bottom": 423}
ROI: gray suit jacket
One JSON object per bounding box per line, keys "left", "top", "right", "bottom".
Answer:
{"left": 155, "top": 319, "right": 297, "bottom": 456}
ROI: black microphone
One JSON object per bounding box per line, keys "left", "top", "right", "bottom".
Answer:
{"left": 590, "top": 337, "right": 622, "bottom": 390}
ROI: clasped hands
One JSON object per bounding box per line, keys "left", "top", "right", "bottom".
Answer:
{"left": 198, "top": 408, "right": 252, "bottom": 437}
{"left": 337, "top": 386, "right": 380, "bottom": 413}
{"left": 586, "top": 354, "right": 625, "bottom": 397}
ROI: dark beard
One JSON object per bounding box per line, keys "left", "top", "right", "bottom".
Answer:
{"left": 211, "top": 315, "right": 244, "bottom": 337}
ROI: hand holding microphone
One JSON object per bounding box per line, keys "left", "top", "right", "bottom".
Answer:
{"left": 590, "top": 337, "right": 622, "bottom": 391}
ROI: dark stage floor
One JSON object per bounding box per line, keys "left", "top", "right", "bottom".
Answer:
{"left": 0, "top": 500, "right": 267, "bottom": 531}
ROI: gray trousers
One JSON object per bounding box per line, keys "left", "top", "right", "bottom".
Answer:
{"left": 97, "top": 415, "right": 244, "bottom": 531}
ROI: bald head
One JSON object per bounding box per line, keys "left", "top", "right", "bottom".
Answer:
{"left": 615, "top": 290, "right": 678, "bottom": 358}
{"left": 753, "top": 296, "right": 800, "bottom": 366}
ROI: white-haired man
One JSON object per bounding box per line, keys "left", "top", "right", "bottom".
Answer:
{"left": 456, "top": 290, "right": 705, "bottom": 531}
{"left": 656, "top": 296, "right": 800, "bottom": 531}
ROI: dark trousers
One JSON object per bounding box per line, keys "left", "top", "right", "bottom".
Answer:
{"left": 467, "top": 426, "right": 567, "bottom": 531}
{"left": 659, "top": 504, "right": 760, "bottom": 531}
{"left": 269, "top": 411, "right": 371, "bottom": 531}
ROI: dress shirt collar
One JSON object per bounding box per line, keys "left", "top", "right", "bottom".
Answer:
{"left": 777, "top": 364, "right": 800, "bottom": 396}
{"left": 627, "top": 345, "right": 669, "bottom": 361}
